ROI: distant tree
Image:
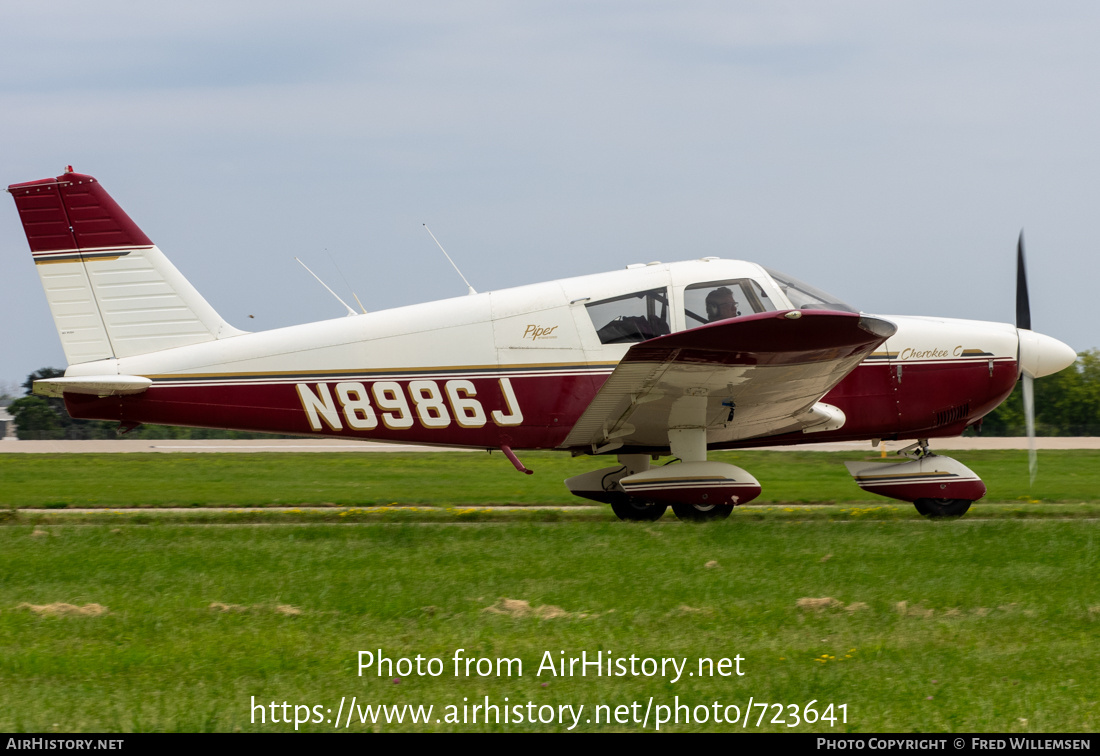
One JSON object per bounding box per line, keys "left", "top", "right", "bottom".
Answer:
{"left": 980, "top": 350, "right": 1100, "bottom": 436}
{"left": 8, "top": 396, "right": 65, "bottom": 439}
{"left": 21, "top": 367, "right": 65, "bottom": 396}
{"left": 11, "top": 368, "right": 116, "bottom": 439}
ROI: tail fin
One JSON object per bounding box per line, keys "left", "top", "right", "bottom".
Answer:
{"left": 8, "top": 168, "right": 245, "bottom": 364}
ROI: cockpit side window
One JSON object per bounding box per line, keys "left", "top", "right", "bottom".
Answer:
{"left": 585, "top": 288, "right": 670, "bottom": 344}
{"left": 764, "top": 268, "right": 857, "bottom": 312}
{"left": 684, "top": 279, "right": 777, "bottom": 325}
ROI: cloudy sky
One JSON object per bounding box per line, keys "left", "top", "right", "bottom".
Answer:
{"left": 2, "top": 2, "right": 1098, "bottom": 390}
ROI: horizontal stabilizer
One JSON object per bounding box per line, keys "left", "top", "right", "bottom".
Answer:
{"left": 33, "top": 375, "right": 153, "bottom": 399}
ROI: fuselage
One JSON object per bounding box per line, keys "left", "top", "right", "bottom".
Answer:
{"left": 58, "top": 258, "right": 1034, "bottom": 452}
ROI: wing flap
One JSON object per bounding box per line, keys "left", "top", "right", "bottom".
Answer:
{"left": 562, "top": 310, "right": 895, "bottom": 450}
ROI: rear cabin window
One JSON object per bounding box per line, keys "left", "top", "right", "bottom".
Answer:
{"left": 585, "top": 288, "right": 670, "bottom": 344}
{"left": 684, "top": 279, "right": 777, "bottom": 325}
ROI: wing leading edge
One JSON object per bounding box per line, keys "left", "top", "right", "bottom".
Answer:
{"left": 561, "top": 310, "right": 896, "bottom": 452}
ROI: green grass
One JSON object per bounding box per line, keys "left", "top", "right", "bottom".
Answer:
{"left": 2, "top": 449, "right": 1098, "bottom": 732}
{"left": 1, "top": 518, "right": 1098, "bottom": 732}
{"left": 2, "top": 449, "right": 1099, "bottom": 508}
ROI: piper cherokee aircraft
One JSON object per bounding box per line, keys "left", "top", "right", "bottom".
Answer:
{"left": 8, "top": 168, "right": 1078, "bottom": 521}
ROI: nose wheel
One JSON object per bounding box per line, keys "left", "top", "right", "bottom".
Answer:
{"left": 846, "top": 445, "right": 984, "bottom": 518}
{"left": 913, "top": 498, "right": 972, "bottom": 518}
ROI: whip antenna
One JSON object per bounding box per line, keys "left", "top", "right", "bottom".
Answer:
{"left": 324, "top": 248, "right": 367, "bottom": 314}
{"left": 294, "top": 257, "right": 358, "bottom": 316}
{"left": 423, "top": 224, "right": 477, "bottom": 295}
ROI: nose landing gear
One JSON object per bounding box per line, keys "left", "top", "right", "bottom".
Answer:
{"left": 845, "top": 440, "right": 985, "bottom": 518}
{"left": 913, "top": 498, "right": 972, "bottom": 518}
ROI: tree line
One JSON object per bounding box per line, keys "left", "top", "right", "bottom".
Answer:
{"left": 6, "top": 353, "right": 1100, "bottom": 440}
{"left": 979, "top": 349, "right": 1100, "bottom": 436}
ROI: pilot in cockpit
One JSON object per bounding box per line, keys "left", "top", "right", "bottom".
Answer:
{"left": 705, "top": 287, "right": 739, "bottom": 322}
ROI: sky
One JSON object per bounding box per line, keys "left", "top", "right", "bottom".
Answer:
{"left": 3, "top": 2, "right": 1098, "bottom": 391}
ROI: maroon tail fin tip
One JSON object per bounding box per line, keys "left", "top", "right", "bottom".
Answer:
{"left": 8, "top": 171, "right": 153, "bottom": 254}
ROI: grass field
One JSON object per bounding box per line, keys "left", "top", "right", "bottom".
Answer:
{"left": 3, "top": 449, "right": 1100, "bottom": 508}
{"left": 1, "top": 519, "right": 1098, "bottom": 732}
{"left": 1, "top": 450, "right": 1097, "bottom": 733}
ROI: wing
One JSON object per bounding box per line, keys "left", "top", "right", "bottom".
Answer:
{"left": 561, "top": 310, "right": 896, "bottom": 451}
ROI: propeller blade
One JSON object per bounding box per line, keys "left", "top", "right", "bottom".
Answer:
{"left": 1016, "top": 231, "right": 1031, "bottom": 331}
{"left": 1023, "top": 373, "right": 1036, "bottom": 486}
{"left": 1016, "top": 230, "right": 1036, "bottom": 484}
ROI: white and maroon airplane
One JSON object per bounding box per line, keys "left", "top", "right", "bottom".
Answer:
{"left": 8, "top": 168, "right": 1077, "bottom": 521}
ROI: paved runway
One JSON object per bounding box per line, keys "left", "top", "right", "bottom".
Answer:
{"left": 2, "top": 437, "right": 1098, "bottom": 453}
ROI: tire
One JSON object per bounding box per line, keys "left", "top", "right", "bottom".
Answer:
{"left": 913, "top": 498, "right": 972, "bottom": 518}
{"left": 610, "top": 496, "right": 668, "bottom": 522}
{"left": 671, "top": 501, "right": 734, "bottom": 522}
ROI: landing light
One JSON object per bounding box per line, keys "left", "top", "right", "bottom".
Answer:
{"left": 858, "top": 316, "right": 898, "bottom": 340}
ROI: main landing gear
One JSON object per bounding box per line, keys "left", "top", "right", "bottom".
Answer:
{"left": 565, "top": 454, "right": 755, "bottom": 522}
{"left": 670, "top": 500, "right": 733, "bottom": 522}
{"left": 844, "top": 439, "right": 986, "bottom": 518}
{"left": 565, "top": 397, "right": 767, "bottom": 521}
{"left": 565, "top": 423, "right": 764, "bottom": 522}
{"left": 609, "top": 497, "right": 668, "bottom": 522}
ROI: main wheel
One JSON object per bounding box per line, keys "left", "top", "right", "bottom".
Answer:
{"left": 913, "top": 498, "right": 972, "bottom": 518}
{"left": 671, "top": 501, "right": 734, "bottom": 522}
{"left": 610, "top": 496, "right": 668, "bottom": 521}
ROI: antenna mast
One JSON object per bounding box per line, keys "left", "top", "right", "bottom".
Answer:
{"left": 423, "top": 224, "right": 477, "bottom": 295}
{"left": 294, "top": 257, "right": 358, "bottom": 316}
{"left": 324, "top": 248, "right": 367, "bottom": 314}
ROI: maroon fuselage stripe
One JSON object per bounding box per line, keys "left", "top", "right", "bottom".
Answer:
{"left": 64, "top": 359, "right": 1018, "bottom": 451}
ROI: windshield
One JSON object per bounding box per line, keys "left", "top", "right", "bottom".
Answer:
{"left": 765, "top": 268, "right": 857, "bottom": 312}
